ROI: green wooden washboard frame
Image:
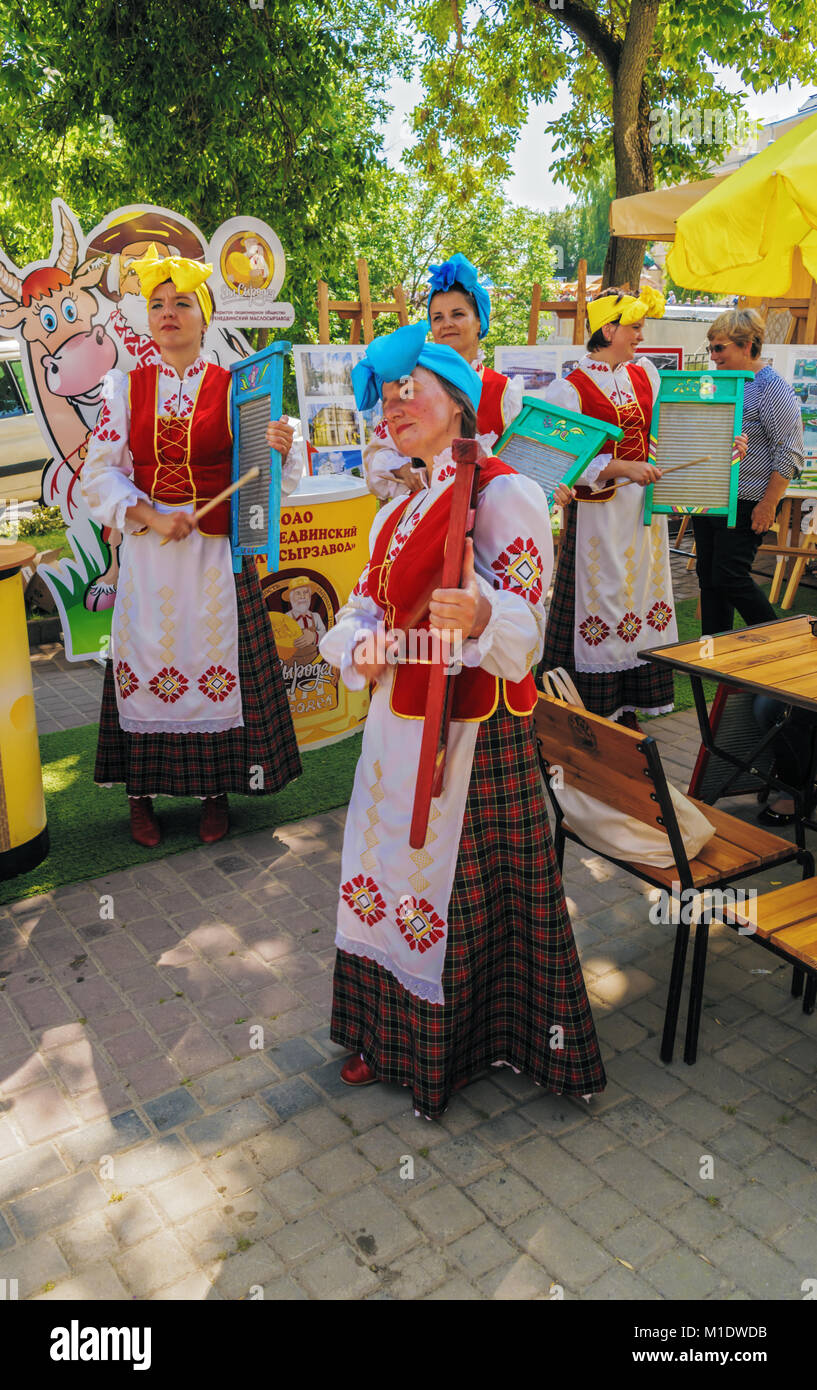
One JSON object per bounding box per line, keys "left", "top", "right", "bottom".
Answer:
{"left": 493, "top": 395, "right": 624, "bottom": 500}
{"left": 643, "top": 370, "right": 752, "bottom": 527}
{"left": 230, "top": 340, "right": 291, "bottom": 574}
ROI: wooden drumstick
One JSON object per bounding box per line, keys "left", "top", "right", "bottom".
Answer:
{"left": 603, "top": 455, "right": 711, "bottom": 495}
{"left": 159, "top": 466, "right": 260, "bottom": 545}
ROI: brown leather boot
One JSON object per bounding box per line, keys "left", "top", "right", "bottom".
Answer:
{"left": 199, "top": 794, "right": 229, "bottom": 844}
{"left": 128, "top": 797, "right": 161, "bottom": 848}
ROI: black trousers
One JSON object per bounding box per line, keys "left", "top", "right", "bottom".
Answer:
{"left": 692, "top": 499, "right": 777, "bottom": 635}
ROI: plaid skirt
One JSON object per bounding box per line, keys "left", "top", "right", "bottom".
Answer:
{"left": 541, "top": 502, "right": 674, "bottom": 717}
{"left": 94, "top": 560, "right": 302, "bottom": 797}
{"left": 330, "top": 703, "right": 606, "bottom": 1117}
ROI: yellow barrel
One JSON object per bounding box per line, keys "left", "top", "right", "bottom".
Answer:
{"left": 258, "top": 474, "right": 378, "bottom": 750}
{"left": 0, "top": 543, "right": 48, "bottom": 879}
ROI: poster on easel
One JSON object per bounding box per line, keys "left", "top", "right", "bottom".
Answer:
{"left": 776, "top": 345, "right": 817, "bottom": 487}
{"left": 292, "top": 344, "right": 382, "bottom": 476}
{"left": 0, "top": 199, "right": 290, "bottom": 661}
{"left": 492, "top": 345, "right": 583, "bottom": 397}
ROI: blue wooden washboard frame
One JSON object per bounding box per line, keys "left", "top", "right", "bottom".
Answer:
{"left": 493, "top": 395, "right": 623, "bottom": 500}
{"left": 643, "top": 369, "right": 753, "bottom": 527}
{"left": 230, "top": 341, "right": 291, "bottom": 573}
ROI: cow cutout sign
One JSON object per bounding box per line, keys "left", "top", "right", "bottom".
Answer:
{"left": 0, "top": 199, "right": 289, "bottom": 660}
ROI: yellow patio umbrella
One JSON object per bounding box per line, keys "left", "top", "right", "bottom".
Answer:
{"left": 666, "top": 111, "right": 817, "bottom": 296}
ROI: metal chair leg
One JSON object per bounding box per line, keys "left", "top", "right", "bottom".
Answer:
{"left": 684, "top": 918, "right": 710, "bottom": 1065}
{"left": 803, "top": 973, "right": 816, "bottom": 1015}
{"left": 661, "top": 918, "right": 690, "bottom": 1064}
{"left": 792, "top": 966, "right": 804, "bottom": 999}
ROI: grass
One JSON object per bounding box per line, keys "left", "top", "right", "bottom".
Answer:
{"left": 1, "top": 724, "right": 362, "bottom": 906}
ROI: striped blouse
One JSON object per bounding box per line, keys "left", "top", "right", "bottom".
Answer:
{"left": 739, "top": 365, "right": 804, "bottom": 500}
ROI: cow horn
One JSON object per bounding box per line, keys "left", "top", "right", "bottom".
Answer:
{"left": 55, "top": 204, "right": 78, "bottom": 274}
{"left": 0, "top": 254, "right": 22, "bottom": 303}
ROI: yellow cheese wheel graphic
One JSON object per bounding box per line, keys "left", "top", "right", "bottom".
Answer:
{"left": 0, "top": 545, "right": 49, "bottom": 880}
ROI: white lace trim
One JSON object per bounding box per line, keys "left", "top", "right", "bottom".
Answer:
{"left": 118, "top": 715, "right": 245, "bottom": 734}
{"left": 335, "top": 932, "right": 445, "bottom": 1005}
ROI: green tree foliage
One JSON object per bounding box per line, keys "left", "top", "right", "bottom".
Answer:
{"left": 547, "top": 162, "right": 615, "bottom": 280}
{"left": 399, "top": 0, "right": 817, "bottom": 288}
{"left": 331, "top": 163, "right": 559, "bottom": 360}
{"left": 0, "top": 0, "right": 407, "bottom": 344}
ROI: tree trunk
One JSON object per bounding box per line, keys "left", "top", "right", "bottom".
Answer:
{"left": 601, "top": 0, "right": 659, "bottom": 290}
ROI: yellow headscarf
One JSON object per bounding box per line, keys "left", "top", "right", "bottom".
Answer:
{"left": 587, "top": 285, "right": 665, "bottom": 335}
{"left": 129, "top": 243, "right": 214, "bottom": 324}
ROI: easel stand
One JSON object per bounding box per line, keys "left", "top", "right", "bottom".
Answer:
{"left": 317, "top": 258, "right": 408, "bottom": 344}
{"left": 528, "top": 259, "right": 589, "bottom": 346}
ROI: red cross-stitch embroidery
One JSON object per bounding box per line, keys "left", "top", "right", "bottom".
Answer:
{"left": 396, "top": 896, "right": 445, "bottom": 954}
{"left": 148, "top": 666, "right": 189, "bottom": 703}
{"left": 198, "top": 665, "right": 237, "bottom": 703}
{"left": 579, "top": 614, "right": 610, "bottom": 647}
{"left": 341, "top": 874, "right": 386, "bottom": 926}
{"left": 491, "top": 536, "right": 544, "bottom": 603}
{"left": 616, "top": 611, "right": 642, "bottom": 643}
{"left": 115, "top": 661, "right": 139, "bottom": 699}
{"left": 647, "top": 600, "right": 673, "bottom": 632}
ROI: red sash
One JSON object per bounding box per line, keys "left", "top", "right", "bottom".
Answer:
{"left": 129, "top": 363, "right": 233, "bottom": 535}
{"left": 568, "top": 362, "right": 652, "bottom": 463}
{"left": 477, "top": 366, "right": 511, "bottom": 438}
{"left": 369, "top": 457, "right": 538, "bottom": 721}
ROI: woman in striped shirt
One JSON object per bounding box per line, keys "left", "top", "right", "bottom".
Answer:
{"left": 694, "top": 309, "right": 804, "bottom": 635}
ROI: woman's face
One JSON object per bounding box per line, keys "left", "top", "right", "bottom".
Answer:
{"left": 603, "top": 318, "right": 644, "bottom": 360}
{"left": 147, "top": 280, "right": 205, "bottom": 357}
{"left": 381, "top": 367, "right": 463, "bottom": 463}
{"left": 429, "top": 290, "right": 481, "bottom": 362}
{"left": 708, "top": 335, "right": 755, "bottom": 371}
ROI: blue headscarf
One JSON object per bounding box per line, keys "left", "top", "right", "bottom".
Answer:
{"left": 351, "top": 320, "right": 482, "bottom": 413}
{"left": 427, "top": 253, "right": 491, "bottom": 339}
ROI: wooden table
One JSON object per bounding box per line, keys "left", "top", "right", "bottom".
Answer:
{"left": 640, "top": 615, "right": 817, "bottom": 834}
{"left": 760, "top": 485, "right": 817, "bottom": 610}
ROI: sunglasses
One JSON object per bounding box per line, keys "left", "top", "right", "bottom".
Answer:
{"left": 709, "top": 343, "right": 730, "bottom": 353}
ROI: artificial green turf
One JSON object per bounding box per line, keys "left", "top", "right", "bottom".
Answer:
{"left": 1, "top": 725, "right": 362, "bottom": 905}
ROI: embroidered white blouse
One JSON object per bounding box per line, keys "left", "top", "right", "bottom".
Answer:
{"left": 82, "top": 356, "right": 304, "bottom": 534}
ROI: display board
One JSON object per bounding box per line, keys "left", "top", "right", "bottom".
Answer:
{"left": 493, "top": 396, "right": 623, "bottom": 501}
{"left": 643, "top": 370, "right": 750, "bottom": 526}
{"left": 230, "top": 341, "right": 291, "bottom": 573}
{"left": 293, "top": 344, "right": 382, "bottom": 476}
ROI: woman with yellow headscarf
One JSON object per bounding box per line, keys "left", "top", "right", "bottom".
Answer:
{"left": 81, "top": 246, "right": 302, "bottom": 846}
{"left": 540, "top": 286, "right": 678, "bottom": 728}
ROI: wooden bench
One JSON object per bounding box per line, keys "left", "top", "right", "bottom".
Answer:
{"left": 533, "top": 692, "right": 814, "bottom": 1065}
{"left": 717, "top": 878, "right": 817, "bottom": 1015}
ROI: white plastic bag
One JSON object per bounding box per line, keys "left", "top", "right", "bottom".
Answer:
{"left": 540, "top": 668, "right": 715, "bottom": 869}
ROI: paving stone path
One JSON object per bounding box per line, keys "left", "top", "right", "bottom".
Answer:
{"left": 1, "top": 632, "right": 815, "bottom": 1300}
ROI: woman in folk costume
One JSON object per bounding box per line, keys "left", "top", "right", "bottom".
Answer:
{"left": 319, "top": 321, "right": 605, "bottom": 1119}
{"left": 363, "top": 253, "right": 522, "bottom": 500}
{"left": 82, "top": 246, "right": 302, "bottom": 847}
{"left": 540, "top": 286, "right": 677, "bottom": 727}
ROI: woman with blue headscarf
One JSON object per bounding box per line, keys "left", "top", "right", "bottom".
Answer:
{"left": 363, "top": 253, "right": 523, "bottom": 499}
{"left": 318, "top": 322, "right": 605, "bottom": 1120}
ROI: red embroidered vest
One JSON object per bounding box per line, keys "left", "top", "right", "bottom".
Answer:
{"left": 568, "top": 362, "right": 653, "bottom": 463}
{"left": 129, "top": 363, "right": 233, "bottom": 536}
{"left": 368, "top": 457, "right": 538, "bottom": 721}
{"left": 477, "top": 366, "right": 511, "bottom": 437}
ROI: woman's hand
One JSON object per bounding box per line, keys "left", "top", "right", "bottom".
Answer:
{"left": 393, "top": 459, "right": 427, "bottom": 493}
{"left": 428, "top": 538, "right": 490, "bottom": 643}
{"left": 151, "top": 510, "right": 195, "bottom": 542}
{"left": 351, "top": 628, "right": 399, "bottom": 685}
{"left": 750, "top": 498, "right": 776, "bottom": 535}
{"left": 266, "top": 416, "right": 294, "bottom": 463}
{"left": 734, "top": 432, "right": 748, "bottom": 461}
{"left": 623, "top": 459, "right": 663, "bottom": 487}
{"left": 552, "top": 483, "right": 575, "bottom": 509}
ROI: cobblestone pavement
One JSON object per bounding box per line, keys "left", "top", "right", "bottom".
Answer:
{"left": 3, "top": 637, "right": 815, "bottom": 1300}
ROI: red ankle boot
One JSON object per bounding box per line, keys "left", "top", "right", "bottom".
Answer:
{"left": 340, "top": 1054, "right": 378, "bottom": 1086}
{"left": 199, "top": 794, "right": 229, "bottom": 843}
{"left": 129, "top": 797, "right": 161, "bottom": 848}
